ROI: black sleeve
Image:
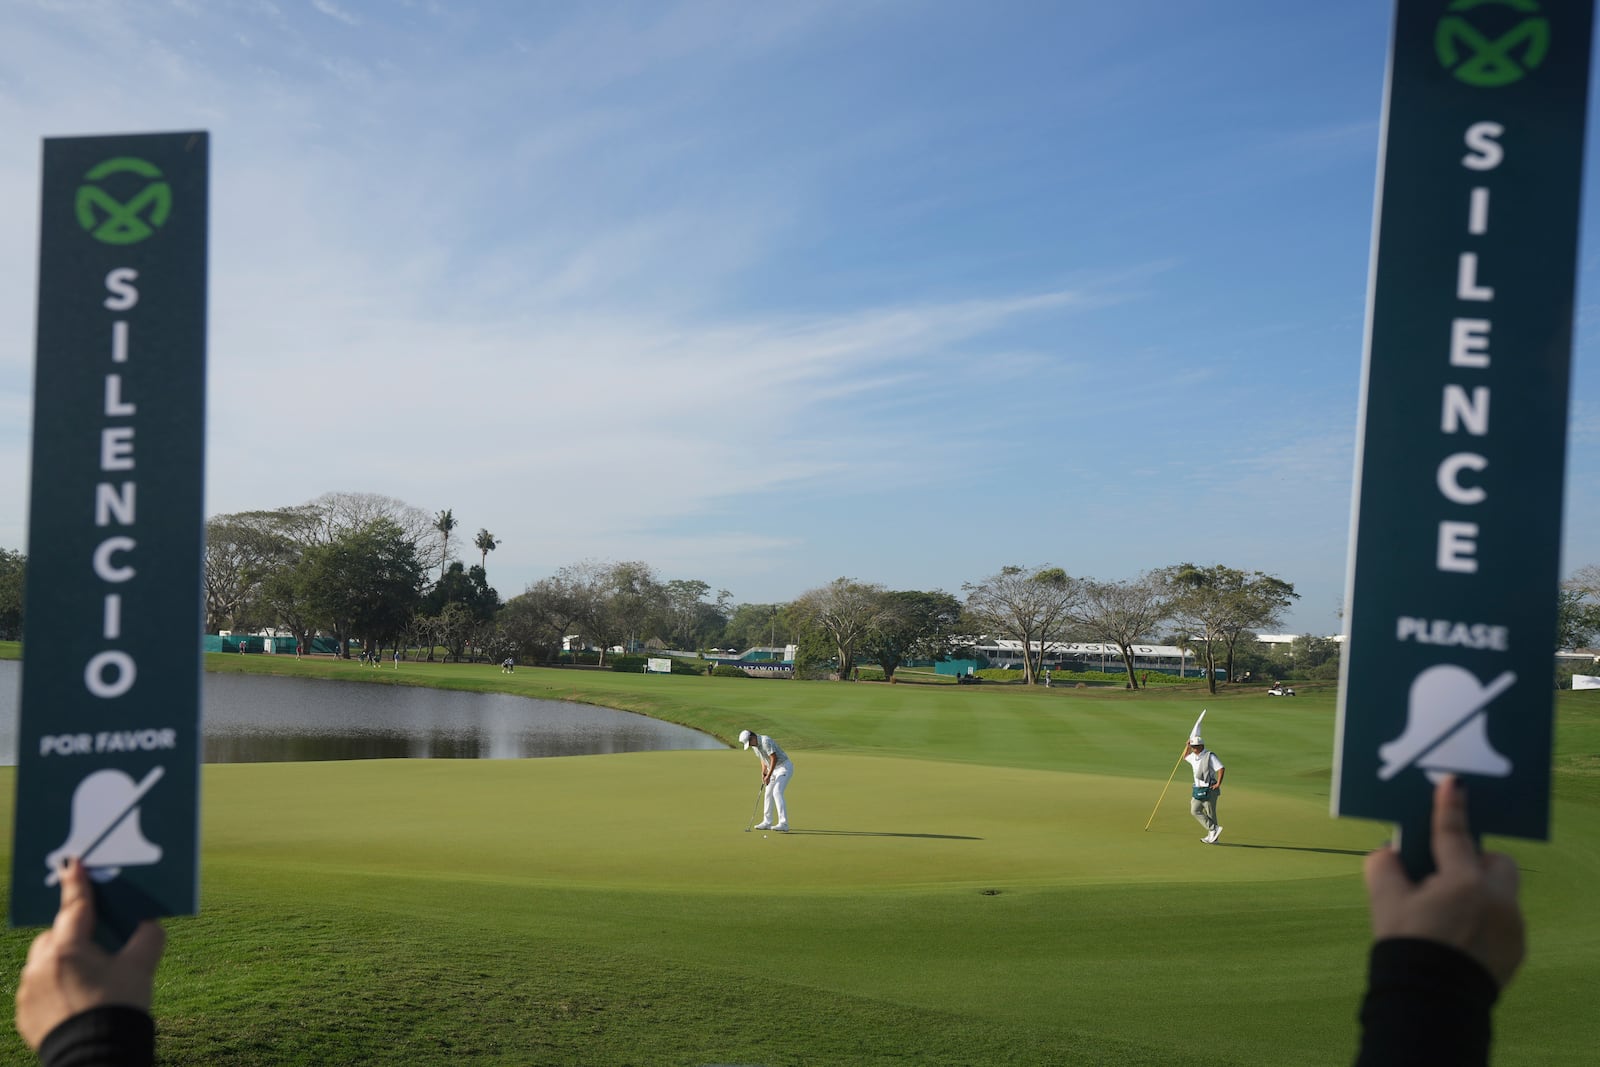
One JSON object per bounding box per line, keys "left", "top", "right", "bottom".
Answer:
{"left": 1355, "top": 938, "right": 1499, "bottom": 1067}
{"left": 37, "top": 1006, "right": 155, "bottom": 1067}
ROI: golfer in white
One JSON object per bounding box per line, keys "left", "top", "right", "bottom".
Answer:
{"left": 1183, "top": 734, "right": 1225, "bottom": 843}
{"left": 739, "top": 729, "right": 793, "bottom": 832}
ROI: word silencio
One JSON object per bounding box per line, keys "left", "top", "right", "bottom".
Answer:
{"left": 84, "top": 266, "right": 144, "bottom": 707}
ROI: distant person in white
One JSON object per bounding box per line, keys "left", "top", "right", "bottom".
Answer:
{"left": 1184, "top": 734, "right": 1225, "bottom": 843}
{"left": 739, "top": 729, "right": 793, "bottom": 833}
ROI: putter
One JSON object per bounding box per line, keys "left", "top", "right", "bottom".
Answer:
{"left": 743, "top": 782, "right": 764, "bottom": 832}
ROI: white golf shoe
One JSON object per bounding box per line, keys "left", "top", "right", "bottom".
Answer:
{"left": 773, "top": 824, "right": 789, "bottom": 833}
{"left": 1211, "top": 826, "right": 1223, "bottom": 843}
{"left": 754, "top": 822, "right": 773, "bottom": 830}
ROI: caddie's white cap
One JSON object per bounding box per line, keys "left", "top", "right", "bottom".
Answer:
{"left": 739, "top": 729, "right": 754, "bottom": 749}
{"left": 1189, "top": 734, "right": 1203, "bottom": 745}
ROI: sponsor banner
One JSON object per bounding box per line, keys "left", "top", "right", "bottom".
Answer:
{"left": 1335, "top": 1, "right": 1593, "bottom": 868}
{"left": 10, "top": 132, "right": 209, "bottom": 934}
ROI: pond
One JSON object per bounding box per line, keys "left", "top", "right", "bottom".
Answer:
{"left": 0, "top": 660, "right": 724, "bottom": 765}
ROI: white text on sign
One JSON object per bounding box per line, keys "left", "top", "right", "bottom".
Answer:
{"left": 1395, "top": 616, "right": 1509, "bottom": 651}
{"left": 1436, "top": 122, "right": 1503, "bottom": 575}
{"left": 85, "top": 268, "right": 141, "bottom": 701}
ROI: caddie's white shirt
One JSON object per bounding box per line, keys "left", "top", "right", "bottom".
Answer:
{"left": 1185, "top": 750, "right": 1223, "bottom": 787}
{"left": 756, "top": 735, "right": 790, "bottom": 766}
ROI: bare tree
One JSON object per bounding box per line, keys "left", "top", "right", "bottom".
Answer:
{"left": 791, "top": 578, "right": 891, "bottom": 680}
{"left": 961, "top": 566, "right": 1078, "bottom": 685}
{"left": 1071, "top": 572, "right": 1172, "bottom": 690}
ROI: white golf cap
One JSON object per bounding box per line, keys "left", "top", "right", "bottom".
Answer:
{"left": 739, "top": 729, "right": 754, "bottom": 749}
{"left": 1189, "top": 735, "right": 1203, "bottom": 745}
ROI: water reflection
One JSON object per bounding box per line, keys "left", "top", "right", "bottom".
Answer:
{"left": 0, "top": 660, "right": 724, "bottom": 764}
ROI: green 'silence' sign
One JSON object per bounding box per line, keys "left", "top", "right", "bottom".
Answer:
{"left": 1336, "top": 0, "right": 1592, "bottom": 873}
{"left": 10, "top": 132, "right": 209, "bottom": 935}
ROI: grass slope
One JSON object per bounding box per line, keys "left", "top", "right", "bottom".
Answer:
{"left": 0, "top": 656, "right": 1595, "bottom": 1064}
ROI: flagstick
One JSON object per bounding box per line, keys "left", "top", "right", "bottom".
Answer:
{"left": 1146, "top": 708, "right": 1207, "bottom": 831}
{"left": 1143, "top": 754, "right": 1187, "bottom": 831}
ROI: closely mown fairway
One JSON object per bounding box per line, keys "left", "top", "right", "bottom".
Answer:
{"left": 2, "top": 659, "right": 1597, "bottom": 1064}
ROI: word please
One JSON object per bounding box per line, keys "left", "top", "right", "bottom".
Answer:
{"left": 1395, "top": 616, "right": 1508, "bottom": 651}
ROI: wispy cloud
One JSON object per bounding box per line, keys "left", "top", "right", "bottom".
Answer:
{"left": 2, "top": 0, "right": 1594, "bottom": 628}
{"left": 310, "top": 0, "right": 358, "bottom": 27}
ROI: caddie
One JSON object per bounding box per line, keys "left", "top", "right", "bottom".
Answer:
{"left": 1183, "top": 733, "right": 1225, "bottom": 844}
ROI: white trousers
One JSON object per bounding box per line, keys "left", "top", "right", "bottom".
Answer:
{"left": 764, "top": 761, "right": 794, "bottom": 827}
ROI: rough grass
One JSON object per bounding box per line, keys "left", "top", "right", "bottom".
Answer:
{"left": 1, "top": 655, "right": 1596, "bottom": 1064}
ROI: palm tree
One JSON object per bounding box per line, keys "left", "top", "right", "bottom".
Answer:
{"left": 433, "top": 508, "right": 456, "bottom": 579}
{"left": 475, "top": 528, "right": 500, "bottom": 572}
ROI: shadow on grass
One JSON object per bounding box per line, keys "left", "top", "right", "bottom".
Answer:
{"left": 1216, "top": 842, "right": 1368, "bottom": 857}
{"left": 781, "top": 829, "right": 982, "bottom": 841}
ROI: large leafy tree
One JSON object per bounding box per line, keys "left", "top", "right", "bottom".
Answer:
{"left": 497, "top": 575, "right": 587, "bottom": 665}
{"left": 1558, "top": 565, "right": 1600, "bottom": 650}
{"left": 720, "top": 602, "right": 787, "bottom": 652}
{"left": 962, "top": 566, "right": 1077, "bottom": 685}
{"left": 0, "top": 548, "right": 24, "bottom": 641}
{"left": 792, "top": 578, "right": 891, "bottom": 680}
{"left": 300, "top": 518, "right": 426, "bottom": 657}
{"left": 1070, "top": 572, "right": 1172, "bottom": 690}
{"left": 1164, "top": 563, "right": 1298, "bottom": 692}
{"left": 423, "top": 562, "right": 502, "bottom": 661}
{"left": 663, "top": 579, "right": 731, "bottom": 650}
{"left": 866, "top": 589, "right": 963, "bottom": 682}
{"left": 203, "top": 509, "right": 305, "bottom": 633}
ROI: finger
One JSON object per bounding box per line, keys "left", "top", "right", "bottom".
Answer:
{"left": 1363, "top": 844, "right": 1409, "bottom": 901}
{"left": 1429, "top": 775, "right": 1478, "bottom": 873}
{"left": 52, "top": 857, "right": 96, "bottom": 945}
{"left": 118, "top": 920, "right": 167, "bottom": 979}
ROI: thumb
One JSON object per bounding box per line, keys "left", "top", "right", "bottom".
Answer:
{"left": 53, "top": 858, "right": 97, "bottom": 947}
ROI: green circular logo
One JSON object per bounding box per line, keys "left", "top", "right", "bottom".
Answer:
{"left": 1436, "top": 0, "right": 1550, "bottom": 88}
{"left": 75, "top": 157, "right": 173, "bottom": 245}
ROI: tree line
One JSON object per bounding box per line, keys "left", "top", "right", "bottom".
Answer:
{"left": 4, "top": 498, "right": 1599, "bottom": 688}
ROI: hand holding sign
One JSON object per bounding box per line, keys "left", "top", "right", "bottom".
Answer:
{"left": 15, "top": 857, "right": 164, "bottom": 1052}
{"left": 1363, "top": 775, "right": 1524, "bottom": 990}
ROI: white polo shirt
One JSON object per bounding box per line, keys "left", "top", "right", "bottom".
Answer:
{"left": 755, "top": 735, "right": 791, "bottom": 767}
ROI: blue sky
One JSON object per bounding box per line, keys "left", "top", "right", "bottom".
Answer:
{"left": 2, "top": 0, "right": 1596, "bottom": 634}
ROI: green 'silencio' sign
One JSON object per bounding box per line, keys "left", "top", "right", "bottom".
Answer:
{"left": 10, "top": 132, "right": 209, "bottom": 934}
{"left": 1335, "top": 0, "right": 1592, "bottom": 871}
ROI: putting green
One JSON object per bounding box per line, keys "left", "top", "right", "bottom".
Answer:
{"left": 200, "top": 752, "right": 1388, "bottom": 893}
{"left": 2, "top": 669, "right": 1595, "bottom": 1064}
